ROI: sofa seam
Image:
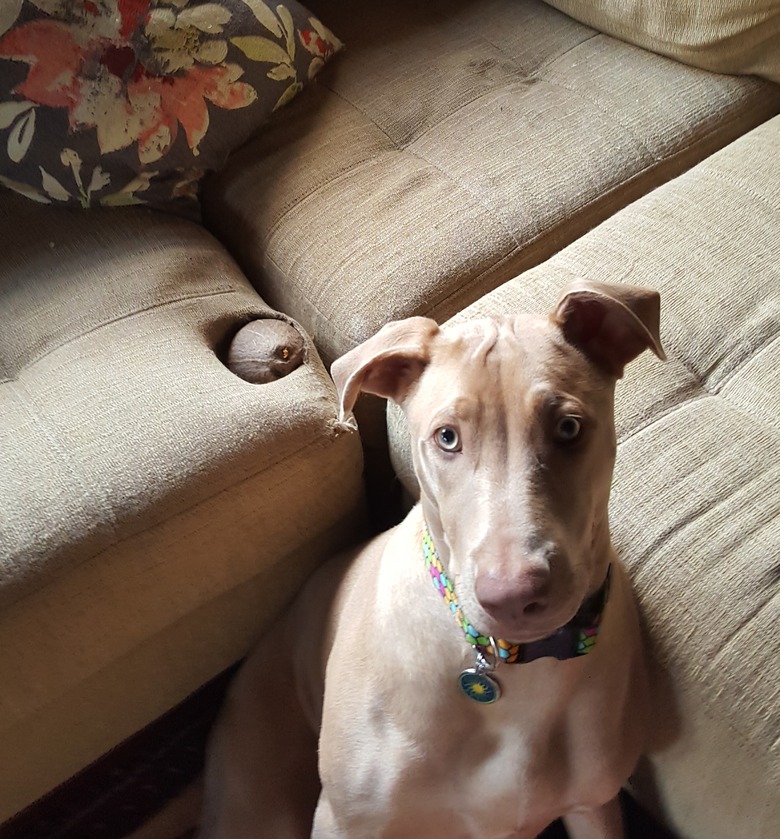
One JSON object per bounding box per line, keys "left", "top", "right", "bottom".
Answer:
{"left": 710, "top": 589, "right": 779, "bottom": 670}
{"left": 261, "top": 152, "right": 390, "bottom": 246}
{"left": 275, "top": 66, "right": 776, "bottom": 245}
{"left": 259, "top": 49, "right": 628, "bottom": 243}
{"left": 532, "top": 31, "right": 600, "bottom": 73}
{"left": 402, "top": 145, "right": 525, "bottom": 247}
{"left": 2, "top": 287, "right": 239, "bottom": 379}
{"left": 419, "top": 102, "right": 780, "bottom": 324}
{"left": 260, "top": 244, "right": 520, "bottom": 356}
{"left": 405, "top": 59, "right": 657, "bottom": 242}
{"left": 322, "top": 83, "right": 398, "bottom": 145}
{"left": 539, "top": 76, "right": 658, "bottom": 165}
{"left": 701, "top": 165, "right": 780, "bottom": 215}
{"left": 658, "top": 320, "right": 780, "bottom": 399}
{"left": 255, "top": 91, "right": 778, "bottom": 330}
{"left": 392, "top": 32, "right": 602, "bottom": 147}
{"left": 653, "top": 621, "right": 780, "bottom": 773}
{"left": 258, "top": 96, "right": 775, "bottom": 354}
{"left": 2, "top": 377, "right": 105, "bottom": 541}
{"left": 712, "top": 331, "right": 780, "bottom": 393}
{"left": 321, "top": 31, "right": 600, "bottom": 151}
{"left": 617, "top": 366, "right": 780, "bottom": 449}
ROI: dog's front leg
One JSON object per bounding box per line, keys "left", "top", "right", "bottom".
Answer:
{"left": 562, "top": 796, "right": 624, "bottom": 839}
{"left": 198, "top": 630, "right": 320, "bottom": 839}
{"left": 311, "top": 794, "right": 351, "bottom": 839}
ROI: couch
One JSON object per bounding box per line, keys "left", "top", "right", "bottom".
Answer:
{"left": 1, "top": 0, "right": 778, "bottom": 836}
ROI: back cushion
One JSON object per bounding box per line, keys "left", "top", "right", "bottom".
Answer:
{"left": 543, "top": 0, "right": 780, "bottom": 83}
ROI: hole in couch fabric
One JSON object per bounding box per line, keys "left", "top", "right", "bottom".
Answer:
{"left": 225, "top": 318, "right": 305, "bottom": 383}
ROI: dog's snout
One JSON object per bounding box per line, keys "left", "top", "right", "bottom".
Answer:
{"left": 475, "top": 566, "right": 552, "bottom": 623}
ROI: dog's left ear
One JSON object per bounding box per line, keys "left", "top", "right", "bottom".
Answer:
{"left": 331, "top": 317, "right": 440, "bottom": 423}
{"left": 551, "top": 280, "right": 667, "bottom": 377}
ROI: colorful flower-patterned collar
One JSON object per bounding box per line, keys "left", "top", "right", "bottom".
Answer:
{"left": 422, "top": 526, "right": 611, "bottom": 668}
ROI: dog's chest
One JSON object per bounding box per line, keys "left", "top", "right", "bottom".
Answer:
{"left": 407, "top": 722, "right": 565, "bottom": 837}
{"left": 321, "top": 671, "right": 621, "bottom": 839}
{"left": 317, "top": 526, "right": 641, "bottom": 837}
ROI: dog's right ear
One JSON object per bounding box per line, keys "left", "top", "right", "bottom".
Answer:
{"left": 331, "top": 317, "right": 440, "bottom": 423}
{"left": 551, "top": 279, "right": 666, "bottom": 378}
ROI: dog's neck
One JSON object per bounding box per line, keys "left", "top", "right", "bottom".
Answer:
{"left": 422, "top": 525, "right": 611, "bottom": 665}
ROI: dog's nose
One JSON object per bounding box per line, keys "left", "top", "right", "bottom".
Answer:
{"left": 475, "top": 568, "right": 551, "bottom": 622}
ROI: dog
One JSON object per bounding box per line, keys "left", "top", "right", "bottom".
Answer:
{"left": 198, "top": 279, "right": 666, "bottom": 839}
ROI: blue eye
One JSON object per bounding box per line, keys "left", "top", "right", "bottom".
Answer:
{"left": 435, "top": 426, "right": 461, "bottom": 452}
{"left": 555, "top": 415, "right": 582, "bottom": 442}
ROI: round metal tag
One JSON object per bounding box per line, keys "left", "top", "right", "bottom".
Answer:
{"left": 458, "top": 668, "right": 501, "bottom": 704}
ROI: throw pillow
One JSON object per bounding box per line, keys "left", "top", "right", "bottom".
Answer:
{"left": 0, "top": 0, "right": 341, "bottom": 216}
{"left": 542, "top": 0, "right": 780, "bottom": 84}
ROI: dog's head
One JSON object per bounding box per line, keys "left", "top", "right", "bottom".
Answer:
{"left": 332, "top": 281, "right": 665, "bottom": 643}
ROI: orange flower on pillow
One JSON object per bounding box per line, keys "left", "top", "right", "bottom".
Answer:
{"left": 0, "top": 0, "right": 341, "bottom": 214}
{"left": 0, "top": 0, "right": 256, "bottom": 163}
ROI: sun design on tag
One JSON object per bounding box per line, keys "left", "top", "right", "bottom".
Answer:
{"left": 468, "top": 681, "right": 488, "bottom": 698}
{"left": 458, "top": 670, "right": 500, "bottom": 704}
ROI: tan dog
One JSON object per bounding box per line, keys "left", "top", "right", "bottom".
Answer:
{"left": 198, "top": 280, "right": 666, "bottom": 839}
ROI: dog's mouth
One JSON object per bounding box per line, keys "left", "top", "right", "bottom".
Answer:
{"left": 456, "top": 567, "right": 585, "bottom": 645}
{"left": 471, "top": 602, "right": 581, "bottom": 646}
{"left": 466, "top": 570, "right": 611, "bottom": 652}
{"left": 423, "top": 528, "right": 610, "bottom": 660}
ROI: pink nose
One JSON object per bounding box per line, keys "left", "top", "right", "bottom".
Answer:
{"left": 475, "top": 568, "right": 551, "bottom": 622}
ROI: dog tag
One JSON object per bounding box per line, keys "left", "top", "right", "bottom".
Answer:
{"left": 458, "top": 668, "right": 501, "bottom": 704}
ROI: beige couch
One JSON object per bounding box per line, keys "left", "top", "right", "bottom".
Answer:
{"left": 1, "top": 0, "right": 778, "bottom": 835}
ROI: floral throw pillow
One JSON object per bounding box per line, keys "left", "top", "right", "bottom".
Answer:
{"left": 0, "top": 0, "right": 341, "bottom": 216}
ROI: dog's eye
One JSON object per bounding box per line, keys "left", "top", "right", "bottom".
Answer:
{"left": 435, "top": 426, "right": 461, "bottom": 452}
{"left": 555, "top": 415, "right": 582, "bottom": 442}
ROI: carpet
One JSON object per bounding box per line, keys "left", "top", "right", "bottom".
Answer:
{"left": 0, "top": 667, "right": 677, "bottom": 839}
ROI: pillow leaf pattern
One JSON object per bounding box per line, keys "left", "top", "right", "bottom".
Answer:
{"left": 0, "top": 0, "right": 341, "bottom": 215}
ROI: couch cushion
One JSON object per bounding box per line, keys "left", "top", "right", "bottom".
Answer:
{"left": 0, "top": 190, "right": 365, "bottom": 820}
{"left": 202, "top": 0, "right": 780, "bottom": 372}
{"left": 389, "top": 115, "right": 780, "bottom": 839}
{"left": 542, "top": 0, "right": 780, "bottom": 84}
{"left": 0, "top": 0, "right": 341, "bottom": 216}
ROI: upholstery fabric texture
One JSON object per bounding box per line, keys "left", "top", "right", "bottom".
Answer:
{"left": 203, "top": 0, "right": 780, "bottom": 371}
{"left": 388, "top": 116, "right": 780, "bottom": 839}
{"left": 0, "top": 191, "right": 365, "bottom": 820}
{"left": 542, "top": 0, "right": 780, "bottom": 83}
{"left": 0, "top": 0, "right": 341, "bottom": 216}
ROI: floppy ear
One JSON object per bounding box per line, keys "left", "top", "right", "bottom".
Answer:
{"left": 550, "top": 280, "right": 666, "bottom": 377}
{"left": 331, "top": 317, "right": 440, "bottom": 423}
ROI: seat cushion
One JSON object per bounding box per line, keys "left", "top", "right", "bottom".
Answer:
{"left": 389, "top": 115, "right": 780, "bottom": 839}
{"left": 202, "top": 0, "right": 780, "bottom": 371}
{"left": 0, "top": 191, "right": 365, "bottom": 820}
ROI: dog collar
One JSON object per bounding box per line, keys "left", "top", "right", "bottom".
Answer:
{"left": 422, "top": 526, "right": 611, "bottom": 703}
